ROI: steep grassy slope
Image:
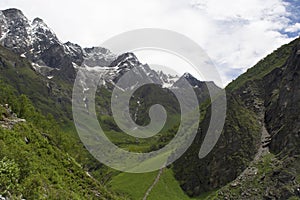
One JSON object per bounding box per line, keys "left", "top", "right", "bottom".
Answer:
{"left": 0, "top": 45, "right": 108, "bottom": 177}
{"left": 0, "top": 93, "right": 120, "bottom": 199}
{"left": 0, "top": 45, "right": 72, "bottom": 121}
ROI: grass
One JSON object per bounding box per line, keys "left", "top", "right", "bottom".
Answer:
{"left": 148, "top": 168, "right": 198, "bottom": 200}
{"left": 0, "top": 110, "right": 119, "bottom": 199}
{"left": 108, "top": 168, "right": 219, "bottom": 200}
{"left": 226, "top": 37, "right": 300, "bottom": 92}
{"left": 256, "top": 153, "right": 275, "bottom": 175}
{"left": 108, "top": 171, "right": 157, "bottom": 199}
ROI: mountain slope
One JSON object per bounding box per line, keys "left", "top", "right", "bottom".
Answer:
{"left": 0, "top": 8, "right": 216, "bottom": 90}
{"left": 173, "top": 37, "right": 300, "bottom": 199}
{"left": 210, "top": 37, "right": 300, "bottom": 200}
{"left": 0, "top": 86, "right": 120, "bottom": 199}
{"left": 2, "top": 7, "right": 299, "bottom": 200}
{"left": 0, "top": 8, "right": 217, "bottom": 200}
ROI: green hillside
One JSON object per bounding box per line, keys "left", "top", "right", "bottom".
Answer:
{"left": 0, "top": 87, "right": 120, "bottom": 199}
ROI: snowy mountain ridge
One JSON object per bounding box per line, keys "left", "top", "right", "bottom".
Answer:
{"left": 0, "top": 8, "right": 216, "bottom": 90}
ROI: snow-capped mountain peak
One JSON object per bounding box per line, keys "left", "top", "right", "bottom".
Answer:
{"left": 0, "top": 8, "right": 212, "bottom": 91}
{"left": 157, "top": 70, "right": 180, "bottom": 88}
{"left": 83, "top": 46, "right": 117, "bottom": 67}
{"left": 0, "top": 9, "right": 32, "bottom": 54}
{"left": 31, "top": 17, "right": 59, "bottom": 44}
{"left": 0, "top": 8, "right": 61, "bottom": 59}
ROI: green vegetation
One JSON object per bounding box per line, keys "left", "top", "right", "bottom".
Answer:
{"left": 0, "top": 157, "right": 20, "bottom": 197}
{"left": 0, "top": 44, "right": 192, "bottom": 199}
{"left": 0, "top": 101, "right": 119, "bottom": 199}
{"left": 0, "top": 45, "right": 72, "bottom": 122}
{"left": 172, "top": 93, "right": 262, "bottom": 196}
{"left": 0, "top": 45, "right": 109, "bottom": 184}
{"left": 108, "top": 168, "right": 213, "bottom": 200}
{"left": 99, "top": 114, "right": 180, "bottom": 153}
{"left": 207, "top": 152, "right": 294, "bottom": 199}
{"left": 0, "top": 122, "right": 119, "bottom": 199}
{"left": 0, "top": 46, "right": 123, "bottom": 198}
{"left": 148, "top": 169, "right": 195, "bottom": 200}
{"left": 96, "top": 83, "right": 182, "bottom": 153}
{"left": 109, "top": 171, "right": 157, "bottom": 199}
{"left": 1, "top": 30, "right": 299, "bottom": 199}
{"left": 227, "top": 37, "right": 300, "bottom": 92}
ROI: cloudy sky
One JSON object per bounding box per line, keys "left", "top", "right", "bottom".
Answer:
{"left": 1, "top": 0, "right": 300, "bottom": 86}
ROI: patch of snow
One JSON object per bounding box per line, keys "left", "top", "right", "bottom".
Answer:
{"left": 72, "top": 62, "right": 79, "bottom": 69}
{"left": 31, "top": 62, "right": 41, "bottom": 70}
{"left": 162, "top": 82, "right": 173, "bottom": 88}
{"left": 84, "top": 64, "right": 118, "bottom": 72}
{"left": 0, "top": 31, "right": 8, "bottom": 42}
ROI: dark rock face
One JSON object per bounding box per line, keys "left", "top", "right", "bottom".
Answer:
{"left": 173, "top": 93, "right": 262, "bottom": 196}
{"left": 41, "top": 44, "right": 70, "bottom": 69}
{"left": 0, "top": 8, "right": 78, "bottom": 81}
{"left": 0, "top": 9, "right": 111, "bottom": 82}
{"left": 174, "top": 73, "right": 202, "bottom": 88}
{"left": 64, "top": 42, "right": 84, "bottom": 65}
{"left": 0, "top": 9, "right": 33, "bottom": 55}
{"left": 174, "top": 38, "right": 300, "bottom": 197}
{"left": 174, "top": 72, "right": 221, "bottom": 103}
{"left": 264, "top": 44, "right": 300, "bottom": 157}
{"left": 173, "top": 76, "right": 264, "bottom": 197}
{"left": 0, "top": 9, "right": 60, "bottom": 59}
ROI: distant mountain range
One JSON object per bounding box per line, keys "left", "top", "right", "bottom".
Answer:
{"left": 0, "top": 8, "right": 217, "bottom": 91}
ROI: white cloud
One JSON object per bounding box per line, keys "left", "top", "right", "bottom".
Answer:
{"left": 285, "top": 22, "right": 300, "bottom": 32}
{"left": 0, "top": 0, "right": 299, "bottom": 86}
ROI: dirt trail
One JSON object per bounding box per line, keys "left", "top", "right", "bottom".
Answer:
{"left": 231, "top": 124, "right": 271, "bottom": 185}
{"left": 142, "top": 168, "right": 164, "bottom": 200}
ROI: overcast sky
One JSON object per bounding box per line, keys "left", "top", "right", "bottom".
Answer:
{"left": 1, "top": 0, "right": 300, "bottom": 86}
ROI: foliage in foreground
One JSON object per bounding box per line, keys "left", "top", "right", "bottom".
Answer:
{"left": 0, "top": 83, "right": 120, "bottom": 199}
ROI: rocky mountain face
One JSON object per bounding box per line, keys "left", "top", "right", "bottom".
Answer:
{"left": 0, "top": 9, "right": 60, "bottom": 64}
{"left": 0, "top": 9, "right": 58, "bottom": 56}
{"left": 173, "top": 37, "right": 300, "bottom": 199}
{"left": 0, "top": 8, "right": 214, "bottom": 92}
{"left": 265, "top": 43, "right": 300, "bottom": 156}
{"left": 0, "top": 8, "right": 219, "bottom": 136}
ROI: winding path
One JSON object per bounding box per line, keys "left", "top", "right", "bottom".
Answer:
{"left": 142, "top": 168, "right": 164, "bottom": 200}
